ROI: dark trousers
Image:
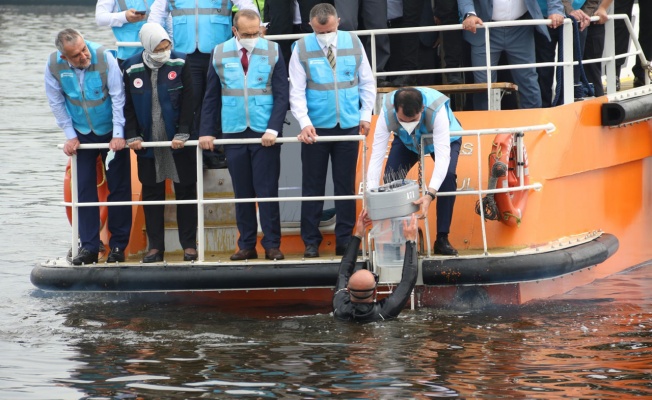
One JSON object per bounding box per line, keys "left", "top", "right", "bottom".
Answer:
{"left": 396, "top": 0, "right": 429, "bottom": 71}
{"left": 265, "top": 0, "right": 329, "bottom": 69}
{"left": 187, "top": 51, "right": 219, "bottom": 161}
{"left": 535, "top": 25, "right": 588, "bottom": 107}
{"left": 142, "top": 181, "right": 197, "bottom": 252}
{"left": 615, "top": 0, "right": 652, "bottom": 79}
{"left": 76, "top": 133, "right": 132, "bottom": 252}
{"left": 301, "top": 126, "right": 359, "bottom": 248}
{"left": 224, "top": 133, "right": 282, "bottom": 250}
{"left": 334, "top": 0, "right": 390, "bottom": 72}
{"left": 584, "top": 23, "right": 605, "bottom": 96}
{"left": 436, "top": 0, "right": 465, "bottom": 70}
{"left": 384, "top": 138, "right": 461, "bottom": 234}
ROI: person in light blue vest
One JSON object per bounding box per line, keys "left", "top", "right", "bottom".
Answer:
{"left": 45, "top": 28, "right": 132, "bottom": 265}
{"left": 367, "top": 87, "right": 463, "bottom": 255}
{"left": 289, "top": 3, "right": 376, "bottom": 258}
{"left": 96, "top": 0, "right": 149, "bottom": 66}
{"left": 199, "top": 9, "right": 289, "bottom": 261}
{"left": 149, "top": 0, "right": 260, "bottom": 169}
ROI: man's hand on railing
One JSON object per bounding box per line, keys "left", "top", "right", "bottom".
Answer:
{"left": 128, "top": 138, "right": 143, "bottom": 151}
{"left": 569, "top": 10, "right": 591, "bottom": 31}
{"left": 199, "top": 136, "right": 216, "bottom": 151}
{"left": 462, "top": 15, "right": 483, "bottom": 34}
{"left": 109, "top": 138, "right": 126, "bottom": 152}
{"left": 171, "top": 139, "right": 185, "bottom": 149}
{"left": 595, "top": 6, "right": 609, "bottom": 24}
{"left": 298, "top": 125, "right": 318, "bottom": 144}
{"left": 261, "top": 132, "right": 277, "bottom": 147}
{"left": 63, "top": 137, "right": 80, "bottom": 156}
{"left": 548, "top": 13, "right": 565, "bottom": 29}
{"left": 359, "top": 121, "right": 370, "bottom": 136}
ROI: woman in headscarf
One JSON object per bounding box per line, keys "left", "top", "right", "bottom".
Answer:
{"left": 123, "top": 22, "right": 198, "bottom": 263}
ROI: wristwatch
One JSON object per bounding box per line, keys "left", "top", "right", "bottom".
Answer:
{"left": 425, "top": 191, "right": 436, "bottom": 201}
{"left": 464, "top": 12, "right": 476, "bottom": 20}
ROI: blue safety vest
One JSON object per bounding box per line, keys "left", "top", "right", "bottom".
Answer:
{"left": 383, "top": 87, "right": 462, "bottom": 155}
{"left": 212, "top": 38, "right": 278, "bottom": 133}
{"left": 113, "top": 0, "right": 150, "bottom": 60}
{"left": 169, "top": 0, "right": 233, "bottom": 54}
{"left": 294, "top": 31, "right": 363, "bottom": 129}
{"left": 122, "top": 50, "right": 188, "bottom": 157}
{"left": 48, "top": 41, "right": 114, "bottom": 135}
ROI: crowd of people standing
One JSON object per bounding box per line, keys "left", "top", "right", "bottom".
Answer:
{"left": 46, "top": 0, "right": 649, "bottom": 267}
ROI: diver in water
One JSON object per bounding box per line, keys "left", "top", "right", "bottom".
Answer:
{"left": 332, "top": 210, "right": 419, "bottom": 322}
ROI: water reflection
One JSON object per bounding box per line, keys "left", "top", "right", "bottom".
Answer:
{"left": 47, "top": 272, "right": 652, "bottom": 399}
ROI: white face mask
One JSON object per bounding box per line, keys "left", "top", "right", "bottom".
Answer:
{"left": 316, "top": 32, "right": 337, "bottom": 48}
{"left": 148, "top": 49, "right": 170, "bottom": 64}
{"left": 399, "top": 120, "right": 419, "bottom": 134}
{"left": 239, "top": 37, "right": 258, "bottom": 53}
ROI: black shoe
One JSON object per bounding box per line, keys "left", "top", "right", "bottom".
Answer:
{"left": 434, "top": 236, "right": 458, "bottom": 256}
{"left": 106, "top": 247, "right": 125, "bottom": 263}
{"left": 184, "top": 249, "right": 198, "bottom": 261}
{"left": 71, "top": 248, "right": 98, "bottom": 265}
{"left": 377, "top": 78, "right": 394, "bottom": 88}
{"left": 392, "top": 75, "right": 417, "bottom": 87}
{"left": 445, "top": 72, "right": 463, "bottom": 85}
{"left": 304, "top": 244, "right": 319, "bottom": 258}
{"left": 616, "top": 76, "right": 621, "bottom": 91}
{"left": 265, "top": 248, "right": 285, "bottom": 260}
{"left": 203, "top": 154, "right": 227, "bottom": 169}
{"left": 230, "top": 248, "right": 258, "bottom": 261}
{"left": 633, "top": 76, "right": 645, "bottom": 88}
{"left": 335, "top": 245, "right": 347, "bottom": 256}
{"left": 143, "top": 250, "right": 164, "bottom": 263}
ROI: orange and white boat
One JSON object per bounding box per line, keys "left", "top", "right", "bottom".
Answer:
{"left": 31, "top": 15, "right": 652, "bottom": 311}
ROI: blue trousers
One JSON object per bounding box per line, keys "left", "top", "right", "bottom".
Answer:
{"left": 384, "top": 138, "right": 461, "bottom": 234}
{"left": 76, "top": 133, "right": 132, "bottom": 252}
{"left": 224, "top": 137, "right": 282, "bottom": 250}
{"left": 470, "top": 24, "right": 541, "bottom": 110}
{"left": 301, "top": 126, "right": 359, "bottom": 248}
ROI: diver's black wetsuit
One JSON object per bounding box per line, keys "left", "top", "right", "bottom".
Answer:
{"left": 332, "top": 236, "right": 418, "bottom": 322}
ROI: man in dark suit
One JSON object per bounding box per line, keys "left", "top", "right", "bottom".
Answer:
{"left": 199, "top": 9, "right": 289, "bottom": 261}
{"left": 458, "top": 0, "right": 564, "bottom": 109}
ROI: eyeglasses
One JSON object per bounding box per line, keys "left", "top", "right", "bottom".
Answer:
{"left": 153, "top": 42, "right": 172, "bottom": 53}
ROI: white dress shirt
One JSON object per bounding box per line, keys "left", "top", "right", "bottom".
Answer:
{"left": 367, "top": 105, "right": 451, "bottom": 192}
{"left": 492, "top": 0, "right": 528, "bottom": 21}
{"left": 44, "top": 50, "right": 125, "bottom": 140}
{"left": 288, "top": 34, "right": 376, "bottom": 130}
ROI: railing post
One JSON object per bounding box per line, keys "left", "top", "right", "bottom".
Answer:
{"left": 196, "top": 143, "right": 205, "bottom": 262}
{"left": 71, "top": 154, "right": 79, "bottom": 258}
{"left": 604, "top": 5, "right": 617, "bottom": 94}
{"left": 562, "top": 20, "right": 575, "bottom": 105}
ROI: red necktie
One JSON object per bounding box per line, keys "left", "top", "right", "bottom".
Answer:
{"left": 241, "top": 48, "right": 248, "bottom": 74}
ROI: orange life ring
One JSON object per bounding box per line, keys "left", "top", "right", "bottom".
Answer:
{"left": 64, "top": 155, "right": 109, "bottom": 230}
{"left": 489, "top": 133, "right": 529, "bottom": 227}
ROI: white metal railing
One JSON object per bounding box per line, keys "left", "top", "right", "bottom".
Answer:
{"left": 63, "top": 135, "right": 367, "bottom": 261}
{"left": 117, "top": 13, "right": 652, "bottom": 106}
{"left": 420, "top": 123, "right": 555, "bottom": 256}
